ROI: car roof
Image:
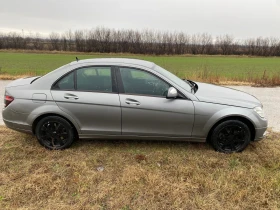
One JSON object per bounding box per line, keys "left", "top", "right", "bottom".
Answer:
{"left": 70, "top": 58, "right": 155, "bottom": 69}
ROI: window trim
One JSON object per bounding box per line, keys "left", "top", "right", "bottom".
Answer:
{"left": 115, "top": 66, "right": 187, "bottom": 99}
{"left": 51, "top": 65, "right": 118, "bottom": 94}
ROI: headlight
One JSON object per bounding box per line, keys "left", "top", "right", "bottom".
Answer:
{"left": 254, "top": 107, "right": 265, "bottom": 118}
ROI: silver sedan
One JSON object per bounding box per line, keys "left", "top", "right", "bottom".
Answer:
{"left": 2, "top": 58, "right": 268, "bottom": 152}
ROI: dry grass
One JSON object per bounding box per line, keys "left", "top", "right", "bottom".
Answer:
{"left": 251, "top": 70, "right": 280, "bottom": 87}
{"left": 1, "top": 71, "right": 279, "bottom": 87}
{"left": 0, "top": 73, "right": 35, "bottom": 80}
{"left": 0, "top": 126, "right": 280, "bottom": 209}
{"left": 187, "top": 67, "right": 280, "bottom": 87}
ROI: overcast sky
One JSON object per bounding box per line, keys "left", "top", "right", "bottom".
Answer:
{"left": 0, "top": 0, "right": 280, "bottom": 39}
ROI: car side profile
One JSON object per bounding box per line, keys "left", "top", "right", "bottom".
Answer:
{"left": 2, "top": 58, "right": 267, "bottom": 153}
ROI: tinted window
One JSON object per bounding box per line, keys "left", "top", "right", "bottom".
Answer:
{"left": 120, "top": 68, "right": 170, "bottom": 97}
{"left": 76, "top": 67, "right": 112, "bottom": 92}
{"left": 53, "top": 72, "right": 74, "bottom": 90}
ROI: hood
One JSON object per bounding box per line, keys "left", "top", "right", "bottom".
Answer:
{"left": 194, "top": 82, "right": 261, "bottom": 108}
{"left": 5, "top": 76, "right": 40, "bottom": 88}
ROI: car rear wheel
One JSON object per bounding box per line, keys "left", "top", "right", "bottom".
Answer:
{"left": 210, "top": 120, "right": 251, "bottom": 153}
{"left": 35, "top": 116, "right": 75, "bottom": 150}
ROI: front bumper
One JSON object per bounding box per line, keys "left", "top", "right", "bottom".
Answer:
{"left": 254, "top": 127, "right": 267, "bottom": 141}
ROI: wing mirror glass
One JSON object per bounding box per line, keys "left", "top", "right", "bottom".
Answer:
{"left": 166, "top": 87, "right": 178, "bottom": 99}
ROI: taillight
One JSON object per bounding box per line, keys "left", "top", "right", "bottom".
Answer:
{"left": 4, "top": 95, "right": 14, "bottom": 107}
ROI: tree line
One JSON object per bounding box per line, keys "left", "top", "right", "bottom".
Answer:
{"left": 1, "top": 27, "right": 280, "bottom": 56}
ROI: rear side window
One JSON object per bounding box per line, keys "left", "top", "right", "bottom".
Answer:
{"left": 53, "top": 72, "right": 74, "bottom": 90}
{"left": 76, "top": 67, "right": 112, "bottom": 92}
{"left": 52, "top": 66, "right": 113, "bottom": 93}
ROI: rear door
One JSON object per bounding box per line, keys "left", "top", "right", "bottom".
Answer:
{"left": 51, "top": 66, "right": 121, "bottom": 135}
{"left": 117, "top": 67, "right": 195, "bottom": 137}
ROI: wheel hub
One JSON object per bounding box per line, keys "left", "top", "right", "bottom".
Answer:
{"left": 217, "top": 124, "right": 247, "bottom": 152}
{"left": 39, "top": 121, "right": 69, "bottom": 148}
{"left": 227, "top": 135, "right": 234, "bottom": 141}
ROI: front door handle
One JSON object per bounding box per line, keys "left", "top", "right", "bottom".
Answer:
{"left": 64, "top": 93, "right": 79, "bottom": 100}
{"left": 125, "top": 98, "right": 140, "bottom": 105}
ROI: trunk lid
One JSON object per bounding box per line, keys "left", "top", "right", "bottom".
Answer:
{"left": 5, "top": 76, "right": 40, "bottom": 88}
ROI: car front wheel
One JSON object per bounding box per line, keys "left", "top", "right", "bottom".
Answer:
{"left": 210, "top": 120, "right": 251, "bottom": 153}
{"left": 35, "top": 116, "right": 75, "bottom": 150}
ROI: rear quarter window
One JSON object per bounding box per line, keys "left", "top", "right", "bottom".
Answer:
{"left": 52, "top": 72, "right": 75, "bottom": 90}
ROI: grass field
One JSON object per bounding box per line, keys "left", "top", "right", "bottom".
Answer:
{"left": 1, "top": 51, "right": 280, "bottom": 85}
{"left": 0, "top": 126, "right": 280, "bottom": 209}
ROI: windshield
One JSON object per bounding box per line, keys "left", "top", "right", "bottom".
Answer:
{"left": 153, "top": 65, "right": 192, "bottom": 92}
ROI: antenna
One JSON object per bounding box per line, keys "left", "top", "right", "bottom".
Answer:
{"left": 76, "top": 57, "right": 79, "bottom": 62}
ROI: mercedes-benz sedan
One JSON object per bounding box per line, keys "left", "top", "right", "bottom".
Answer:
{"left": 2, "top": 58, "right": 267, "bottom": 153}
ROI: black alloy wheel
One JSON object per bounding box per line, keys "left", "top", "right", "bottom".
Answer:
{"left": 211, "top": 120, "right": 251, "bottom": 153}
{"left": 35, "top": 116, "right": 75, "bottom": 150}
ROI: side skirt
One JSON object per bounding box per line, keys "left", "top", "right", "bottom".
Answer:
{"left": 78, "top": 134, "right": 206, "bottom": 142}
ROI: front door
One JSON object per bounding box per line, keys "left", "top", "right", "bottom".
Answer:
{"left": 117, "top": 67, "right": 194, "bottom": 137}
{"left": 51, "top": 66, "right": 121, "bottom": 135}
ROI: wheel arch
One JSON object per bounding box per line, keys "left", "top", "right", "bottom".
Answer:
{"left": 32, "top": 113, "right": 79, "bottom": 139}
{"left": 206, "top": 116, "right": 256, "bottom": 143}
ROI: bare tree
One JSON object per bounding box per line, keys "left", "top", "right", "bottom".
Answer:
{"left": 200, "top": 33, "right": 213, "bottom": 54}
{"left": 32, "top": 33, "right": 44, "bottom": 50}
{"left": 0, "top": 27, "right": 279, "bottom": 56}
{"left": 0, "top": 33, "right": 4, "bottom": 49}
{"left": 7, "top": 32, "right": 26, "bottom": 49}
{"left": 216, "top": 35, "right": 235, "bottom": 55}
{"left": 64, "top": 29, "right": 74, "bottom": 51}
{"left": 74, "top": 30, "right": 86, "bottom": 52}
{"left": 49, "top": 32, "right": 61, "bottom": 51}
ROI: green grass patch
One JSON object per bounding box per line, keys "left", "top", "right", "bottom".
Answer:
{"left": 1, "top": 51, "right": 280, "bottom": 80}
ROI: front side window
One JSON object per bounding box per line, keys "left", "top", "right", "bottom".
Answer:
{"left": 119, "top": 67, "right": 170, "bottom": 97}
{"left": 76, "top": 67, "right": 112, "bottom": 92}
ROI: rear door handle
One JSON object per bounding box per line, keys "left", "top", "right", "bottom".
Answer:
{"left": 64, "top": 94, "right": 79, "bottom": 100}
{"left": 125, "top": 98, "right": 140, "bottom": 105}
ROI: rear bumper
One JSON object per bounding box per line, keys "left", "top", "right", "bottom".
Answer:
{"left": 2, "top": 106, "right": 33, "bottom": 134}
{"left": 3, "top": 119, "right": 33, "bottom": 134}
{"left": 254, "top": 127, "right": 267, "bottom": 141}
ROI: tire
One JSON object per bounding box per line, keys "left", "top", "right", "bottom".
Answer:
{"left": 210, "top": 120, "right": 251, "bottom": 153}
{"left": 35, "top": 116, "right": 75, "bottom": 150}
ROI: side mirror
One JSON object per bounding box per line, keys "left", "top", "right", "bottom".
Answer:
{"left": 166, "top": 87, "right": 178, "bottom": 99}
